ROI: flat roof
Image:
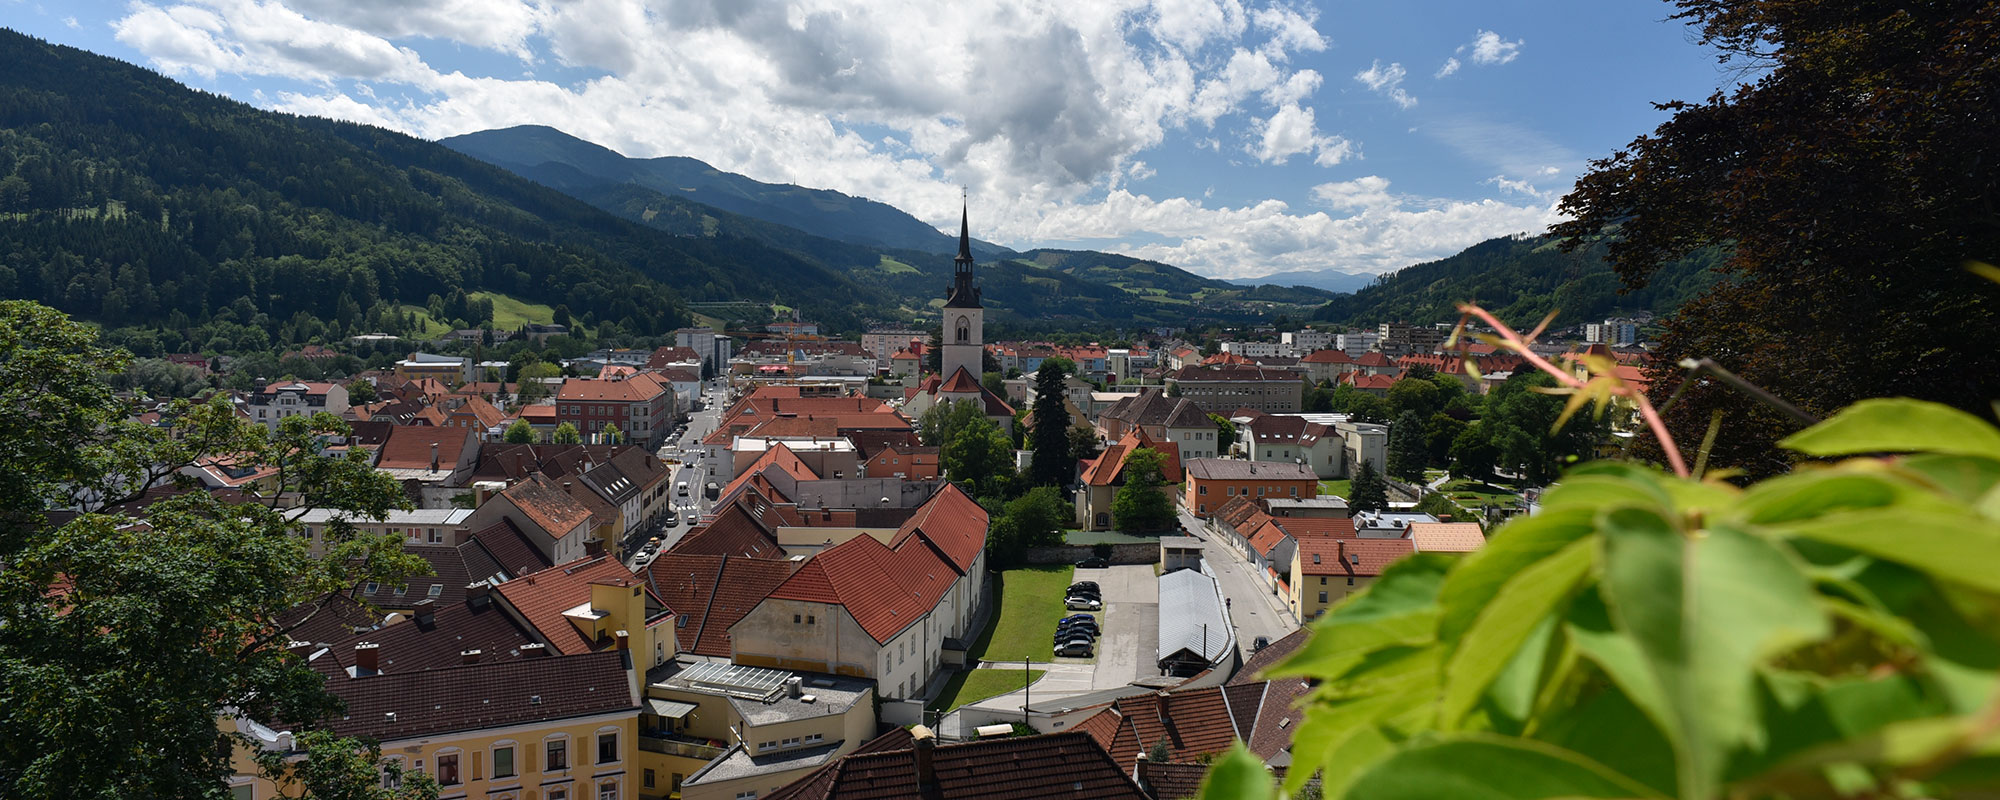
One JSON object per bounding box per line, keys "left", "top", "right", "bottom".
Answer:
{"left": 683, "top": 741, "right": 845, "bottom": 787}
{"left": 663, "top": 661, "right": 795, "bottom": 702}
{"left": 293, "top": 508, "right": 473, "bottom": 525}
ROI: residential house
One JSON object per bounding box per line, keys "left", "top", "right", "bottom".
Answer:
{"left": 493, "top": 555, "right": 678, "bottom": 667}
{"left": 374, "top": 426, "right": 481, "bottom": 496}
{"left": 461, "top": 473, "right": 599, "bottom": 566}
{"left": 558, "top": 373, "right": 676, "bottom": 449}
{"left": 247, "top": 381, "right": 350, "bottom": 431}
{"left": 229, "top": 647, "right": 640, "bottom": 800}
{"left": 729, "top": 485, "right": 988, "bottom": 700}
{"left": 860, "top": 327, "right": 927, "bottom": 363}
{"left": 1409, "top": 521, "right": 1486, "bottom": 553}
{"left": 1074, "top": 429, "right": 1181, "bottom": 531}
{"left": 445, "top": 395, "right": 508, "bottom": 440}
{"left": 1242, "top": 415, "right": 1346, "bottom": 478}
{"left": 1094, "top": 387, "right": 1221, "bottom": 462}
{"left": 1300, "top": 348, "right": 1357, "bottom": 385}
{"left": 862, "top": 445, "right": 940, "bottom": 480}
{"left": 1181, "top": 459, "right": 1318, "bottom": 517}
{"left": 1292, "top": 536, "right": 1415, "bottom": 620}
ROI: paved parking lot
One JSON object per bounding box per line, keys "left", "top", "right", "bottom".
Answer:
{"left": 1073, "top": 564, "right": 1159, "bottom": 690}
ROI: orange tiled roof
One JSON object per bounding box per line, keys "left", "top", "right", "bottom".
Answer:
{"left": 1409, "top": 521, "right": 1485, "bottom": 553}
{"left": 498, "top": 473, "right": 593, "bottom": 539}
{"left": 1298, "top": 537, "right": 1414, "bottom": 577}
{"left": 493, "top": 556, "right": 660, "bottom": 654}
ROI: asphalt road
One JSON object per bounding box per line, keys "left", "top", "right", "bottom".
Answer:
{"left": 1176, "top": 508, "right": 1300, "bottom": 666}
{"left": 626, "top": 381, "right": 730, "bottom": 568}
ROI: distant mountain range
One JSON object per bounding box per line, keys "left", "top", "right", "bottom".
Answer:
{"left": 442, "top": 126, "right": 1011, "bottom": 258}
{"left": 1224, "top": 269, "right": 1379, "bottom": 294}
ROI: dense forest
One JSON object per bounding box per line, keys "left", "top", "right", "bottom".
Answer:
{"left": 1310, "top": 234, "right": 1724, "bottom": 328}
{"left": 0, "top": 30, "right": 893, "bottom": 353}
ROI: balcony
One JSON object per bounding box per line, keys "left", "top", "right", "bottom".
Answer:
{"left": 638, "top": 732, "right": 726, "bottom": 761}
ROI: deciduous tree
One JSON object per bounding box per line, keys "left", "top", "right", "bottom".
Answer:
{"left": 1112, "top": 447, "right": 1177, "bottom": 532}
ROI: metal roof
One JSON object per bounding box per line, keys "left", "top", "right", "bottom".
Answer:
{"left": 666, "top": 661, "right": 794, "bottom": 702}
{"left": 1157, "top": 569, "right": 1234, "bottom": 666}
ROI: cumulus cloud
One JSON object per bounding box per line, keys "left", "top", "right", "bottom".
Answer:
{"left": 1247, "top": 103, "right": 1354, "bottom": 166}
{"left": 1434, "top": 56, "right": 1459, "bottom": 79}
{"left": 1468, "top": 29, "right": 1523, "bottom": 65}
{"left": 103, "top": 0, "right": 1558, "bottom": 279}
{"left": 1311, "top": 175, "right": 1394, "bottom": 211}
{"left": 1353, "top": 59, "right": 1415, "bottom": 109}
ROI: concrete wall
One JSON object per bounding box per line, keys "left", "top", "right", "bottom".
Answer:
{"left": 731, "top": 601, "right": 879, "bottom": 678}
{"left": 1022, "top": 541, "right": 1161, "bottom": 565}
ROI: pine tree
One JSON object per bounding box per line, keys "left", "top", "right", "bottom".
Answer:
{"left": 1386, "top": 410, "right": 1428, "bottom": 482}
{"left": 1112, "top": 448, "right": 1177, "bottom": 532}
{"left": 1028, "top": 360, "right": 1073, "bottom": 487}
{"left": 1350, "top": 460, "right": 1388, "bottom": 513}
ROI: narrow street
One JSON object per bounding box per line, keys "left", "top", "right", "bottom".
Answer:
{"left": 1177, "top": 508, "right": 1299, "bottom": 666}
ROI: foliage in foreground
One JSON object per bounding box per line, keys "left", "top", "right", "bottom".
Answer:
{"left": 1203, "top": 398, "right": 2000, "bottom": 800}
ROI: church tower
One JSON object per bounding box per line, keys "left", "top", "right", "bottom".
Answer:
{"left": 940, "top": 202, "right": 984, "bottom": 382}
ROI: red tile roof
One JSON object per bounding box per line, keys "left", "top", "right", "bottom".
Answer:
{"left": 644, "top": 553, "right": 796, "bottom": 658}
{"left": 1274, "top": 517, "right": 1358, "bottom": 539}
{"left": 765, "top": 527, "right": 957, "bottom": 644}
{"left": 375, "top": 425, "right": 476, "bottom": 471}
{"left": 889, "top": 483, "right": 988, "bottom": 574}
{"left": 323, "top": 650, "right": 633, "bottom": 741}
{"left": 765, "top": 731, "right": 1147, "bottom": 800}
{"left": 1300, "top": 348, "right": 1354, "bottom": 364}
{"left": 1409, "top": 521, "right": 1485, "bottom": 553}
{"left": 498, "top": 473, "right": 594, "bottom": 540}
{"left": 1297, "top": 537, "right": 1414, "bottom": 577}
{"left": 937, "top": 367, "right": 983, "bottom": 394}
{"left": 557, "top": 372, "right": 668, "bottom": 403}
{"left": 1352, "top": 352, "right": 1395, "bottom": 367}
{"left": 1232, "top": 628, "right": 1311, "bottom": 686}
{"left": 493, "top": 556, "right": 660, "bottom": 654}
{"left": 671, "top": 503, "right": 784, "bottom": 559}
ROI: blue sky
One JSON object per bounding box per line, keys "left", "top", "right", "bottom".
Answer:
{"left": 3, "top": 0, "right": 1735, "bottom": 279}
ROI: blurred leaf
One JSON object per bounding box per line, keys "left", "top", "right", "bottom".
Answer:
{"left": 1285, "top": 693, "right": 1404, "bottom": 797}
{"left": 1341, "top": 736, "right": 1666, "bottom": 800}
{"left": 1733, "top": 471, "right": 1912, "bottom": 524}
{"left": 1437, "top": 507, "right": 1596, "bottom": 645}
{"left": 1196, "top": 743, "right": 1274, "bottom": 800}
{"left": 1441, "top": 539, "right": 1593, "bottom": 728}
{"left": 1567, "top": 588, "right": 1670, "bottom": 737}
{"left": 1894, "top": 453, "right": 2000, "bottom": 504}
{"left": 1780, "top": 399, "right": 2000, "bottom": 460}
{"left": 1779, "top": 509, "right": 2000, "bottom": 594}
{"left": 1599, "top": 510, "right": 1829, "bottom": 800}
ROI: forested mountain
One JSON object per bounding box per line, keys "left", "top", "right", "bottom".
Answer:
{"left": 442, "top": 125, "right": 1012, "bottom": 257}
{"left": 1311, "top": 234, "right": 1724, "bottom": 328}
{"left": 0, "top": 29, "right": 889, "bottom": 349}
{"left": 1225, "top": 268, "right": 1378, "bottom": 294}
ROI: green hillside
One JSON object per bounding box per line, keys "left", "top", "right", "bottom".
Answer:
{"left": 0, "top": 29, "right": 886, "bottom": 351}
{"left": 1311, "top": 234, "right": 1725, "bottom": 328}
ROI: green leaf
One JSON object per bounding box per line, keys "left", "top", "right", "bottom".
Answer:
{"left": 1196, "top": 743, "right": 1274, "bottom": 800}
{"left": 1440, "top": 539, "right": 1593, "bottom": 728}
{"left": 1269, "top": 555, "right": 1451, "bottom": 680}
{"left": 1778, "top": 508, "right": 2000, "bottom": 594}
{"left": 1285, "top": 693, "right": 1405, "bottom": 797}
{"left": 1566, "top": 588, "right": 1671, "bottom": 739}
{"left": 1436, "top": 507, "right": 1596, "bottom": 646}
{"left": 1598, "top": 511, "right": 1829, "bottom": 800}
{"left": 1341, "top": 736, "right": 1667, "bottom": 800}
{"left": 1779, "top": 398, "right": 2000, "bottom": 460}
{"left": 1733, "top": 471, "right": 1912, "bottom": 524}
{"left": 1896, "top": 453, "right": 2000, "bottom": 504}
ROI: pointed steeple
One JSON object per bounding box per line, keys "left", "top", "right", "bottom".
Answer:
{"left": 956, "top": 199, "right": 973, "bottom": 263}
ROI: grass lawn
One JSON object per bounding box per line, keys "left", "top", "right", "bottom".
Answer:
{"left": 926, "top": 667, "right": 1046, "bottom": 713}
{"left": 470, "top": 291, "right": 556, "bottom": 329}
{"left": 1318, "top": 479, "right": 1352, "bottom": 499}
{"left": 969, "top": 566, "right": 1074, "bottom": 663}
{"left": 1441, "top": 479, "right": 1522, "bottom": 509}
{"left": 394, "top": 305, "right": 453, "bottom": 338}
{"left": 876, "top": 255, "right": 919, "bottom": 274}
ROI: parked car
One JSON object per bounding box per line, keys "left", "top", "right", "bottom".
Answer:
{"left": 1252, "top": 636, "right": 1271, "bottom": 653}
{"left": 1068, "top": 581, "right": 1098, "bottom": 592}
{"left": 1066, "top": 596, "right": 1103, "bottom": 611}
{"left": 1061, "top": 613, "right": 1097, "bottom": 625}
{"left": 1055, "top": 639, "right": 1095, "bottom": 657}
{"left": 1057, "top": 621, "right": 1099, "bottom": 638}
{"left": 1075, "top": 557, "right": 1109, "bottom": 569}
{"left": 1066, "top": 586, "right": 1101, "bottom": 599}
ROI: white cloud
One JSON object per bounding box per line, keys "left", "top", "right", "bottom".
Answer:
{"left": 1468, "top": 30, "right": 1523, "bottom": 65}
{"left": 63, "top": 16, "right": 80, "bottom": 28}
{"left": 1311, "top": 175, "right": 1394, "bottom": 211}
{"left": 1247, "top": 103, "right": 1353, "bottom": 166}
{"left": 1353, "top": 59, "right": 1415, "bottom": 109}
{"left": 101, "top": 0, "right": 1559, "bottom": 280}
{"left": 1434, "top": 56, "right": 1459, "bottom": 79}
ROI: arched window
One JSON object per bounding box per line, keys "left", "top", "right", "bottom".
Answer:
{"left": 955, "top": 316, "right": 970, "bottom": 343}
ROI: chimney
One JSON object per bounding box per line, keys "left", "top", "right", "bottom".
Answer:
{"left": 354, "top": 642, "right": 380, "bottom": 674}
{"left": 911, "top": 725, "right": 941, "bottom": 800}
{"left": 460, "top": 649, "right": 482, "bottom": 665}
{"left": 615, "top": 630, "right": 631, "bottom": 650}
{"left": 413, "top": 598, "right": 437, "bottom": 628}
{"left": 521, "top": 642, "right": 549, "bottom": 657}
{"left": 285, "top": 640, "right": 314, "bottom": 658}
{"left": 429, "top": 442, "right": 440, "bottom": 472}
{"left": 466, "top": 583, "right": 491, "bottom": 602}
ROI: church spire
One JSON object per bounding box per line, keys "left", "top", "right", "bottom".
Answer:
{"left": 955, "top": 194, "right": 973, "bottom": 264}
